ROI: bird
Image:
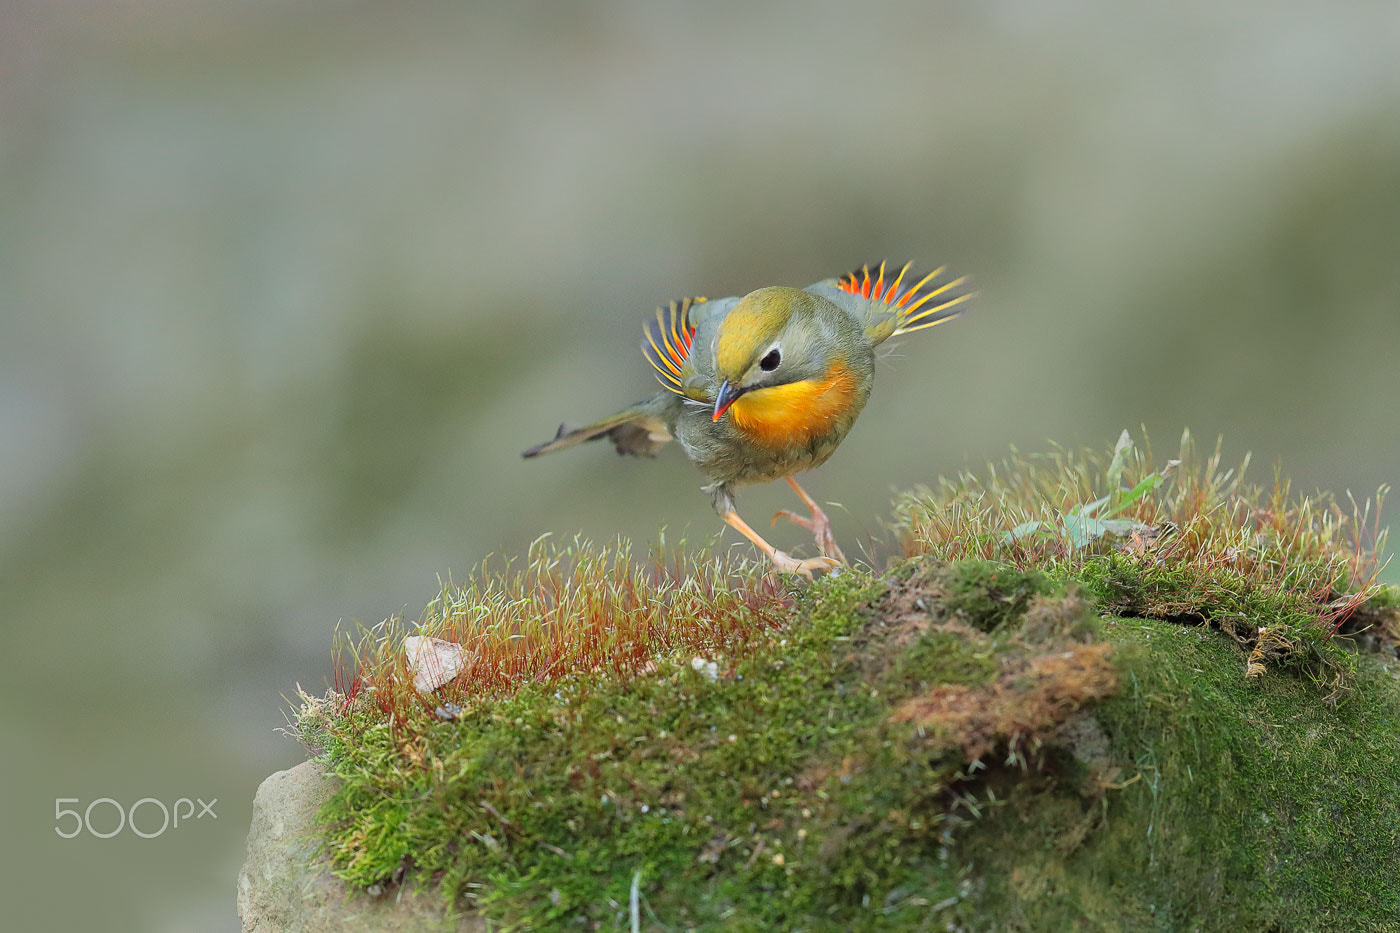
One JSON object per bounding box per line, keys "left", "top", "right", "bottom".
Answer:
{"left": 523, "top": 261, "right": 973, "bottom": 577}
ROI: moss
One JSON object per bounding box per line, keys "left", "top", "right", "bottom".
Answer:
{"left": 955, "top": 615, "right": 1400, "bottom": 931}
{"left": 942, "top": 560, "right": 1055, "bottom": 632}
{"left": 894, "top": 430, "right": 1392, "bottom": 684}
{"left": 308, "top": 563, "right": 1123, "bottom": 929}
{"left": 294, "top": 435, "right": 1400, "bottom": 930}
{"left": 1369, "top": 585, "right": 1400, "bottom": 610}
{"left": 1072, "top": 552, "right": 1358, "bottom": 692}
{"left": 303, "top": 552, "right": 1400, "bottom": 931}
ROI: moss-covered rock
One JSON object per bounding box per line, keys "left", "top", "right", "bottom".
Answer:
{"left": 957, "top": 612, "right": 1400, "bottom": 931}
{"left": 237, "top": 760, "right": 478, "bottom": 932}
{"left": 273, "top": 556, "right": 1399, "bottom": 931}
{"left": 259, "top": 436, "right": 1399, "bottom": 931}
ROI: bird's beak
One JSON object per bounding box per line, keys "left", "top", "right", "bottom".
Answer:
{"left": 712, "top": 380, "right": 742, "bottom": 422}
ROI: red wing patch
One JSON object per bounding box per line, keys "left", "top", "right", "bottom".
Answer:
{"left": 642, "top": 297, "right": 704, "bottom": 394}
{"left": 837, "top": 261, "right": 973, "bottom": 335}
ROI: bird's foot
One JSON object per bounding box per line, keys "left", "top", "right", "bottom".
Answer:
{"left": 767, "top": 550, "right": 842, "bottom": 579}
{"left": 772, "top": 506, "right": 847, "bottom": 564}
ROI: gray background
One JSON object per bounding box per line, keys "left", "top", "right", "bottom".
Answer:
{"left": 2, "top": 2, "right": 1397, "bottom": 929}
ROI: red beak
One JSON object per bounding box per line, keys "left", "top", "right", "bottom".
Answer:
{"left": 712, "top": 380, "right": 742, "bottom": 422}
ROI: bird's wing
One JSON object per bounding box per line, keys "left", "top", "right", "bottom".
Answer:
{"left": 805, "top": 261, "right": 974, "bottom": 346}
{"left": 641, "top": 296, "right": 738, "bottom": 400}
{"left": 522, "top": 397, "right": 680, "bottom": 459}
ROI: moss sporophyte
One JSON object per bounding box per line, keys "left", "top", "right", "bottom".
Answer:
{"left": 291, "top": 431, "right": 1398, "bottom": 931}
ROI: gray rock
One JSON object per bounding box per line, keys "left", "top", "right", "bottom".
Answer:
{"left": 237, "top": 760, "right": 480, "bottom": 932}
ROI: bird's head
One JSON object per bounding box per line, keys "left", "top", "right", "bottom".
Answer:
{"left": 710, "top": 286, "right": 842, "bottom": 423}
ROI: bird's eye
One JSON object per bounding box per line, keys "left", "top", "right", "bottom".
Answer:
{"left": 759, "top": 348, "right": 781, "bottom": 372}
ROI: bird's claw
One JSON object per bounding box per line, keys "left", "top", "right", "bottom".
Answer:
{"left": 772, "top": 509, "right": 814, "bottom": 531}
{"left": 772, "top": 508, "right": 847, "bottom": 564}
{"left": 768, "top": 550, "right": 842, "bottom": 579}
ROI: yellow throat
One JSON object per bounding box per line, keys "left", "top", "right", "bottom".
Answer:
{"left": 727, "top": 359, "right": 859, "bottom": 448}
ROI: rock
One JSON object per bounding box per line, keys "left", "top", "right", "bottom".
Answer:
{"left": 237, "top": 760, "right": 479, "bottom": 932}
{"left": 404, "top": 635, "right": 470, "bottom": 692}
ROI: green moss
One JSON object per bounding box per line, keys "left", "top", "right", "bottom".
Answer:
{"left": 309, "top": 564, "right": 1079, "bottom": 929}
{"left": 956, "top": 615, "right": 1400, "bottom": 931}
{"left": 942, "top": 561, "right": 1054, "bottom": 632}
{"left": 1368, "top": 584, "right": 1400, "bottom": 611}
{"left": 891, "top": 628, "right": 1000, "bottom": 688}
{"left": 297, "top": 436, "right": 1399, "bottom": 930}
{"left": 1072, "top": 552, "right": 1357, "bottom": 689}
{"left": 305, "top": 552, "right": 1400, "bottom": 930}
{"left": 894, "top": 430, "right": 1391, "bottom": 684}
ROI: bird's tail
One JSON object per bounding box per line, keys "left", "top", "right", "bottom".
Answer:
{"left": 522, "top": 401, "right": 674, "bottom": 459}
{"left": 835, "top": 261, "right": 975, "bottom": 345}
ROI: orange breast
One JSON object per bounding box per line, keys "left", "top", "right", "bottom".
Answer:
{"left": 729, "top": 359, "right": 861, "bottom": 448}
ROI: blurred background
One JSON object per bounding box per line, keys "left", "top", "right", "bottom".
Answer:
{"left": 2, "top": 1, "right": 1397, "bottom": 929}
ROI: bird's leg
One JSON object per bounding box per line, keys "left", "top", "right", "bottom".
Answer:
{"left": 721, "top": 508, "right": 840, "bottom": 579}
{"left": 772, "top": 476, "right": 846, "bottom": 563}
